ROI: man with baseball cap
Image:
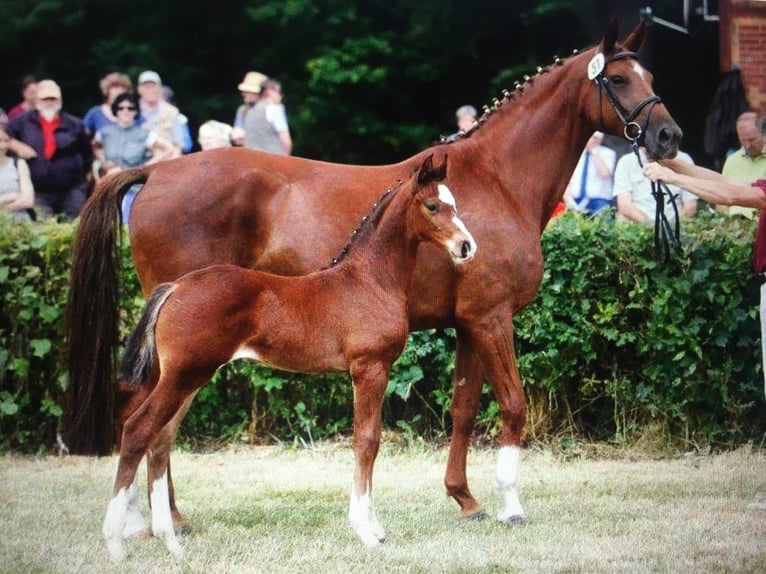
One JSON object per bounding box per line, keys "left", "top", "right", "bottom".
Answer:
{"left": 136, "top": 70, "right": 183, "bottom": 157}
{"left": 8, "top": 79, "right": 92, "bottom": 218}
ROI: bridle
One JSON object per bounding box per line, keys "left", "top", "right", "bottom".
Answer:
{"left": 593, "top": 50, "right": 681, "bottom": 262}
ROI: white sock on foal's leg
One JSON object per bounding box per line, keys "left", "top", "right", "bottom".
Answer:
{"left": 348, "top": 484, "right": 385, "bottom": 547}
{"left": 495, "top": 445, "right": 525, "bottom": 523}
{"left": 103, "top": 486, "right": 129, "bottom": 561}
{"left": 150, "top": 471, "right": 183, "bottom": 556}
{"left": 122, "top": 478, "right": 148, "bottom": 538}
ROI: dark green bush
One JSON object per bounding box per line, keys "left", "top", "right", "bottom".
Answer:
{"left": 1, "top": 210, "right": 764, "bottom": 453}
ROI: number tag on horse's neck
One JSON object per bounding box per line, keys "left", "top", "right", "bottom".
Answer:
{"left": 587, "top": 52, "right": 605, "bottom": 80}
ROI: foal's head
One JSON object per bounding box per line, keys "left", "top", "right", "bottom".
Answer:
{"left": 408, "top": 154, "right": 477, "bottom": 264}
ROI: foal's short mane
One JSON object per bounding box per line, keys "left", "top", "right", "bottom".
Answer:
{"left": 438, "top": 47, "right": 590, "bottom": 144}
{"left": 327, "top": 178, "right": 406, "bottom": 268}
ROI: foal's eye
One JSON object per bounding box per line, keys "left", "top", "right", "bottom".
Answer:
{"left": 425, "top": 201, "right": 440, "bottom": 213}
{"left": 609, "top": 75, "right": 626, "bottom": 87}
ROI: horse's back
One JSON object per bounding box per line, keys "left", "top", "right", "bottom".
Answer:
{"left": 129, "top": 148, "right": 416, "bottom": 291}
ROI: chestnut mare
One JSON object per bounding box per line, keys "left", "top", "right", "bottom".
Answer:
{"left": 67, "top": 20, "right": 682, "bottom": 533}
{"left": 102, "top": 155, "right": 477, "bottom": 558}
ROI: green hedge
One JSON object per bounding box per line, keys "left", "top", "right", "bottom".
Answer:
{"left": 1, "top": 211, "right": 764, "bottom": 453}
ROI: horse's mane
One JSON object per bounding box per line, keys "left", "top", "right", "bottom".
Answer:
{"left": 327, "top": 178, "right": 407, "bottom": 268}
{"left": 437, "top": 47, "right": 594, "bottom": 145}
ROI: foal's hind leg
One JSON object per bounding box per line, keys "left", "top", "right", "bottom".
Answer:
{"left": 348, "top": 361, "right": 389, "bottom": 547}
{"left": 146, "top": 393, "right": 197, "bottom": 534}
{"left": 103, "top": 386, "right": 188, "bottom": 560}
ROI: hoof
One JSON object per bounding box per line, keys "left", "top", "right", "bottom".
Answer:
{"left": 498, "top": 514, "right": 527, "bottom": 526}
{"left": 460, "top": 509, "right": 488, "bottom": 522}
{"left": 174, "top": 523, "right": 193, "bottom": 536}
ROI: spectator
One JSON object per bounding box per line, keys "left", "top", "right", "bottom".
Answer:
{"left": 0, "top": 107, "right": 36, "bottom": 161}
{"left": 162, "top": 86, "right": 193, "bottom": 154}
{"left": 7, "top": 79, "right": 92, "bottom": 219}
{"left": 136, "top": 70, "right": 183, "bottom": 158}
{"left": 0, "top": 124, "right": 35, "bottom": 221}
{"left": 719, "top": 111, "right": 766, "bottom": 218}
{"left": 198, "top": 120, "right": 233, "bottom": 151}
{"left": 445, "top": 105, "right": 477, "bottom": 142}
{"left": 82, "top": 72, "right": 134, "bottom": 136}
{"left": 613, "top": 147, "right": 697, "bottom": 225}
{"left": 564, "top": 131, "right": 616, "bottom": 216}
{"left": 93, "top": 92, "right": 175, "bottom": 223}
{"left": 243, "top": 79, "right": 292, "bottom": 155}
{"left": 7, "top": 75, "right": 37, "bottom": 121}
{"left": 231, "top": 71, "right": 267, "bottom": 146}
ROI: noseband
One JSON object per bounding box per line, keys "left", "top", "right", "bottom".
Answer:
{"left": 592, "top": 50, "right": 680, "bottom": 262}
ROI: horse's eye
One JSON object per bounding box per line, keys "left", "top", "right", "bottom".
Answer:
{"left": 610, "top": 75, "right": 626, "bottom": 86}
{"left": 425, "top": 201, "right": 440, "bottom": 213}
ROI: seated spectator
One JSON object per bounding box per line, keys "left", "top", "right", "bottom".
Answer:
{"left": 445, "top": 105, "right": 477, "bottom": 142}
{"left": 243, "top": 79, "right": 292, "bottom": 155}
{"left": 0, "top": 124, "right": 35, "bottom": 221}
{"left": 7, "top": 75, "right": 37, "bottom": 121}
{"left": 136, "top": 70, "right": 183, "bottom": 158}
{"left": 82, "top": 72, "right": 134, "bottom": 136}
{"left": 231, "top": 71, "right": 268, "bottom": 146}
{"left": 719, "top": 111, "right": 766, "bottom": 218}
{"left": 198, "top": 120, "right": 233, "bottom": 150}
{"left": 7, "top": 79, "right": 92, "bottom": 219}
{"left": 564, "top": 131, "right": 616, "bottom": 216}
{"left": 614, "top": 147, "right": 697, "bottom": 225}
{"left": 93, "top": 92, "right": 175, "bottom": 223}
{"left": 0, "top": 107, "right": 36, "bottom": 161}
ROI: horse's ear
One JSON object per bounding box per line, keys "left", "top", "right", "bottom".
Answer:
{"left": 417, "top": 154, "right": 436, "bottom": 186}
{"left": 601, "top": 18, "right": 619, "bottom": 54}
{"left": 622, "top": 20, "right": 647, "bottom": 53}
{"left": 433, "top": 154, "right": 448, "bottom": 181}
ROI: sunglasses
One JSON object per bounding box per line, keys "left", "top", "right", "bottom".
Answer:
{"left": 116, "top": 105, "right": 137, "bottom": 112}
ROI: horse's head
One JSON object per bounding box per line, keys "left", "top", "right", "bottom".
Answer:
{"left": 410, "top": 154, "right": 477, "bottom": 265}
{"left": 584, "top": 19, "right": 682, "bottom": 159}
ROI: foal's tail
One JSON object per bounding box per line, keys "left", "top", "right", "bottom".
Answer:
{"left": 120, "top": 283, "right": 176, "bottom": 385}
{"left": 63, "top": 166, "right": 154, "bottom": 455}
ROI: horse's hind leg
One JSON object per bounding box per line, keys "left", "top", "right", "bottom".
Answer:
{"left": 146, "top": 393, "right": 197, "bottom": 534}
{"left": 348, "top": 361, "right": 389, "bottom": 547}
{"left": 103, "top": 384, "right": 188, "bottom": 560}
{"left": 444, "top": 329, "right": 486, "bottom": 519}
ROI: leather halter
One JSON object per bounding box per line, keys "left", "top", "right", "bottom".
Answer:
{"left": 595, "top": 51, "right": 681, "bottom": 262}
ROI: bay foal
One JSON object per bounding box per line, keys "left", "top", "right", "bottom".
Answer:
{"left": 102, "top": 154, "right": 476, "bottom": 559}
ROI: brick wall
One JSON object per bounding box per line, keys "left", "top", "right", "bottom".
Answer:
{"left": 719, "top": 0, "right": 766, "bottom": 112}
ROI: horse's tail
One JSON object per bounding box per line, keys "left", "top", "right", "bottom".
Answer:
{"left": 63, "top": 165, "right": 153, "bottom": 455}
{"left": 120, "top": 283, "right": 176, "bottom": 385}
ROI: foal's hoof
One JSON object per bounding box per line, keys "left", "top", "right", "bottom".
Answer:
{"left": 460, "top": 509, "right": 489, "bottom": 522}
{"left": 498, "top": 514, "right": 527, "bottom": 526}
{"left": 174, "top": 523, "right": 193, "bottom": 536}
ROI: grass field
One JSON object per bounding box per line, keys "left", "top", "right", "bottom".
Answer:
{"left": 2, "top": 441, "right": 766, "bottom": 573}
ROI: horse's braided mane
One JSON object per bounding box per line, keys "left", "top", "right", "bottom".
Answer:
{"left": 436, "top": 48, "right": 589, "bottom": 145}
{"left": 326, "top": 177, "right": 407, "bottom": 269}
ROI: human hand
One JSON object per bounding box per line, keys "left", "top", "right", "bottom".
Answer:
{"left": 642, "top": 162, "right": 673, "bottom": 183}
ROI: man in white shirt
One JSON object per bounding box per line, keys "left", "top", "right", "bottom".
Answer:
{"left": 564, "top": 131, "right": 616, "bottom": 215}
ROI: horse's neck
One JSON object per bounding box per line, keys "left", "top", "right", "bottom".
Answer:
{"left": 465, "top": 57, "right": 596, "bottom": 220}
{"left": 342, "top": 191, "right": 417, "bottom": 291}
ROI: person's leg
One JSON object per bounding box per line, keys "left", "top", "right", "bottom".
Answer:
{"left": 61, "top": 183, "right": 88, "bottom": 219}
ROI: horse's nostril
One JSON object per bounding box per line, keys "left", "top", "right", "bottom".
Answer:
{"left": 461, "top": 241, "right": 471, "bottom": 258}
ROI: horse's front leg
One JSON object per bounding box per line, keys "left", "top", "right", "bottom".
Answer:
{"left": 348, "top": 359, "right": 389, "bottom": 547}
{"left": 469, "top": 319, "right": 527, "bottom": 525}
{"left": 444, "top": 327, "right": 486, "bottom": 519}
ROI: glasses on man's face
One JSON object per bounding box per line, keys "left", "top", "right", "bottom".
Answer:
{"left": 117, "top": 105, "right": 137, "bottom": 112}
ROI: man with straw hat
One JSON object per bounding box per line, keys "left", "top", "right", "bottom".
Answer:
{"left": 231, "top": 71, "right": 268, "bottom": 146}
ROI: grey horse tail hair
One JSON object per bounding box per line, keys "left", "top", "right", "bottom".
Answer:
{"left": 120, "top": 283, "right": 176, "bottom": 385}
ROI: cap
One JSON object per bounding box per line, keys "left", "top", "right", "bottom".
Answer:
{"left": 36, "top": 79, "right": 62, "bottom": 100}
{"left": 198, "top": 120, "right": 233, "bottom": 141}
{"left": 455, "top": 105, "right": 477, "bottom": 119}
{"left": 238, "top": 71, "right": 268, "bottom": 94}
{"left": 138, "top": 70, "right": 162, "bottom": 85}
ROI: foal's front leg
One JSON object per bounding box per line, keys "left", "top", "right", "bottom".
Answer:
{"left": 348, "top": 360, "right": 389, "bottom": 547}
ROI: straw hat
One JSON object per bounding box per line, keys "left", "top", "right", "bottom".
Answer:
{"left": 238, "top": 71, "right": 268, "bottom": 94}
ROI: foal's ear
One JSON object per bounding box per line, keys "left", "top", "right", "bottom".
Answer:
{"left": 600, "top": 18, "right": 619, "bottom": 54}
{"left": 622, "top": 19, "right": 646, "bottom": 53}
{"left": 416, "top": 153, "right": 448, "bottom": 186}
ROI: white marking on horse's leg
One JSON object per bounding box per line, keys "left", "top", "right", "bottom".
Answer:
{"left": 348, "top": 483, "right": 385, "bottom": 547}
{"left": 150, "top": 471, "right": 183, "bottom": 556}
{"left": 103, "top": 487, "right": 129, "bottom": 561}
{"left": 122, "top": 478, "right": 148, "bottom": 538}
{"left": 495, "top": 445, "right": 525, "bottom": 523}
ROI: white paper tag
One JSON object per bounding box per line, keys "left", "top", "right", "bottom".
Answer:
{"left": 587, "top": 52, "right": 605, "bottom": 80}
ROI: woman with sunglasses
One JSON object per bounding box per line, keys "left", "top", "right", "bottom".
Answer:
{"left": 93, "top": 92, "right": 175, "bottom": 223}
